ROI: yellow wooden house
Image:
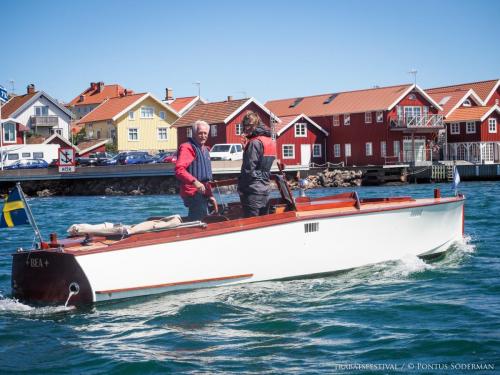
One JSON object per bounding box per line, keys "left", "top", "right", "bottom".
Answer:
{"left": 77, "top": 92, "right": 180, "bottom": 153}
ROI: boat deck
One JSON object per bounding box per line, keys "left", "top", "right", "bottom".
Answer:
{"left": 41, "top": 193, "right": 462, "bottom": 256}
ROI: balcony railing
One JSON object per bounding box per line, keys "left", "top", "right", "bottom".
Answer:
{"left": 31, "top": 116, "right": 59, "bottom": 127}
{"left": 391, "top": 114, "right": 444, "bottom": 129}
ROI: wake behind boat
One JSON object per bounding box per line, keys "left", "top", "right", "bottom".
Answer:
{"left": 9, "top": 175, "right": 464, "bottom": 307}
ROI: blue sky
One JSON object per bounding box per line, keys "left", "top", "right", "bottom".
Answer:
{"left": 2, "top": 0, "right": 499, "bottom": 104}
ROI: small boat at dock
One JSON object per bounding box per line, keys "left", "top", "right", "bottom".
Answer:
{"left": 10, "top": 175, "right": 465, "bottom": 306}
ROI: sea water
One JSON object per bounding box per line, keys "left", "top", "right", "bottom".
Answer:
{"left": 0, "top": 182, "right": 499, "bottom": 373}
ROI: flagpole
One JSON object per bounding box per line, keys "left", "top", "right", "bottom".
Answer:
{"left": 16, "top": 182, "right": 43, "bottom": 245}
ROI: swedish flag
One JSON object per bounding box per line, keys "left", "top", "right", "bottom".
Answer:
{"left": 0, "top": 185, "right": 29, "bottom": 228}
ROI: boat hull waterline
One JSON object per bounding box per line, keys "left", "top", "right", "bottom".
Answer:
{"left": 11, "top": 195, "right": 464, "bottom": 306}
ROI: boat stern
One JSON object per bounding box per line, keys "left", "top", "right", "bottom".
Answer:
{"left": 11, "top": 250, "right": 94, "bottom": 306}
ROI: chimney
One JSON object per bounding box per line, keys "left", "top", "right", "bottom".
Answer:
{"left": 27, "top": 84, "right": 35, "bottom": 94}
{"left": 227, "top": 95, "right": 233, "bottom": 101}
{"left": 165, "top": 88, "right": 174, "bottom": 101}
{"left": 97, "top": 82, "right": 104, "bottom": 93}
{"left": 79, "top": 95, "right": 85, "bottom": 102}
{"left": 90, "top": 82, "right": 97, "bottom": 90}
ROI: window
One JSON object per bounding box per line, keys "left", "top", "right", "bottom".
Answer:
{"left": 463, "top": 99, "right": 472, "bottom": 107}
{"left": 235, "top": 144, "right": 242, "bottom": 152}
{"left": 393, "top": 141, "right": 400, "bottom": 157}
{"left": 333, "top": 115, "right": 340, "bottom": 126}
{"left": 22, "top": 152, "right": 31, "bottom": 158}
{"left": 345, "top": 143, "right": 351, "bottom": 157}
{"left": 466, "top": 121, "right": 476, "bottom": 134}
{"left": 451, "top": 122, "right": 460, "bottom": 135}
{"left": 376, "top": 111, "right": 383, "bottom": 123}
{"left": 334, "top": 144, "right": 341, "bottom": 157}
{"left": 344, "top": 114, "right": 350, "bottom": 126}
{"left": 34, "top": 106, "right": 49, "bottom": 116}
{"left": 236, "top": 123, "right": 243, "bottom": 135}
{"left": 158, "top": 127, "right": 168, "bottom": 140}
{"left": 33, "top": 152, "right": 44, "bottom": 159}
{"left": 365, "top": 112, "right": 372, "bottom": 123}
{"left": 313, "top": 144, "right": 322, "bottom": 157}
{"left": 489, "top": 118, "right": 497, "bottom": 133}
{"left": 365, "top": 142, "right": 373, "bottom": 156}
{"left": 7, "top": 153, "right": 19, "bottom": 160}
{"left": 97, "top": 130, "right": 101, "bottom": 139}
{"left": 128, "top": 128, "right": 139, "bottom": 141}
{"left": 211, "top": 125, "right": 217, "bottom": 137}
{"left": 294, "top": 123, "right": 306, "bottom": 137}
{"left": 128, "top": 111, "right": 135, "bottom": 120}
{"left": 159, "top": 111, "right": 166, "bottom": 120}
{"left": 282, "top": 144, "right": 295, "bottom": 159}
{"left": 187, "top": 128, "right": 192, "bottom": 138}
{"left": 380, "top": 141, "right": 386, "bottom": 157}
{"left": 140, "top": 106, "right": 154, "bottom": 118}
{"left": 3, "top": 122, "right": 16, "bottom": 142}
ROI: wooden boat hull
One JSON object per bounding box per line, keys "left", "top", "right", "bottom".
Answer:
{"left": 11, "top": 196, "right": 464, "bottom": 306}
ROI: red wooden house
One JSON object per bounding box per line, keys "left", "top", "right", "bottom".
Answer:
{"left": 444, "top": 105, "right": 500, "bottom": 163}
{"left": 266, "top": 84, "right": 444, "bottom": 166}
{"left": 275, "top": 114, "right": 329, "bottom": 166}
{"left": 173, "top": 97, "right": 278, "bottom": 148}
{"left": 427, "top": 79, "right": 500, "bottom": 163}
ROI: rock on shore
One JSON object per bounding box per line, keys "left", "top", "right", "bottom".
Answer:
{"left": 288, "top": 169, "right": 363, "bottom": 189}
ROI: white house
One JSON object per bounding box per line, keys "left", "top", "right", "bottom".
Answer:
{"left": 0, "top": 84, "right": 73, "bottom": 139}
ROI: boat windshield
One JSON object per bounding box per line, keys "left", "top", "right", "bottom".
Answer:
{"left": 211, "top": 145, "right": 231, "bottom": 152}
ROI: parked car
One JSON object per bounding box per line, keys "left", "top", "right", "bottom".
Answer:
{"left": 98, "top": 154, "right": 120, "bottom": 166}
{"left": 116, "top": 151, "right": 155, "bottom": 165}
{"left": 210, "top": 144, "right": 243, "bottom": 161}
{"left": 76, "top": 152, "right": 115, "bottom": 166}
{"left": 5, "top": 159, "right": 49, "bottom": 170}
{"left": 156, "top": 151, "right": 177, "bottom": 163}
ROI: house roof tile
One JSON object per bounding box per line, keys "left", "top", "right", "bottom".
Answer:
{"left": 77, "top": 93, "right": 146, "bottom": 124}
{"left": 427, "top": 88, "right": 474, "bottom": 117}
{"left": 265, "top": 84, "right": 413, "bottom": 117}
{"left": 169, "top": 96, "right": 198, "bottom": 113}
{"left": 445, "top": 106, "right": 494, "bottom": 122}
{"left": 0, "top": 92, "right": 38, "bottom": 118}
{"left": 426, "top": 79, "right": 499, "bottom": 102}
{"left": 68, "top": 84, "right": 128, "bottom": 106}
{"left": 173, "top": 99, "right": 248, "bottom": 127}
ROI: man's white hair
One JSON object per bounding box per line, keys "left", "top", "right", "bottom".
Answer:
{"left": 192, "top": 120, "right": 210, "bottom": 133}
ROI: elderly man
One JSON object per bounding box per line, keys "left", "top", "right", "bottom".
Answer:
{"left": 175, "top": 120, "right": 217, "bottom": 221}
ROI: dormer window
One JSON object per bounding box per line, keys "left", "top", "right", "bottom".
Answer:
{"left": 463, "top": 99, "right": 472, "bottom": 107}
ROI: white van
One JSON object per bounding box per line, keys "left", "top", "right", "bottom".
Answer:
{"left": 0, "top": 144, "right": 60, "bottom": 167}
{"left": 210, "top": 143, "right": 243, "bottom": 161}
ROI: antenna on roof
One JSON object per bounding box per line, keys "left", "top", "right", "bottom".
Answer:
{"left": 192, "top": 81, "right": 201, "bottom": 98}
{"left": 408, "top": 69, "right": 418, "bottom": 86}
{"left": 8, "top": 79, "right": 15, "bottom": 94}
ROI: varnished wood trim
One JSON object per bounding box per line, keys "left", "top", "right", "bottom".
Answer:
{"left": 95, "top": 273, "right": 254, "bottom": 294}
{"left": 70, "top": 196, "right": 465, "bottom": 256}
